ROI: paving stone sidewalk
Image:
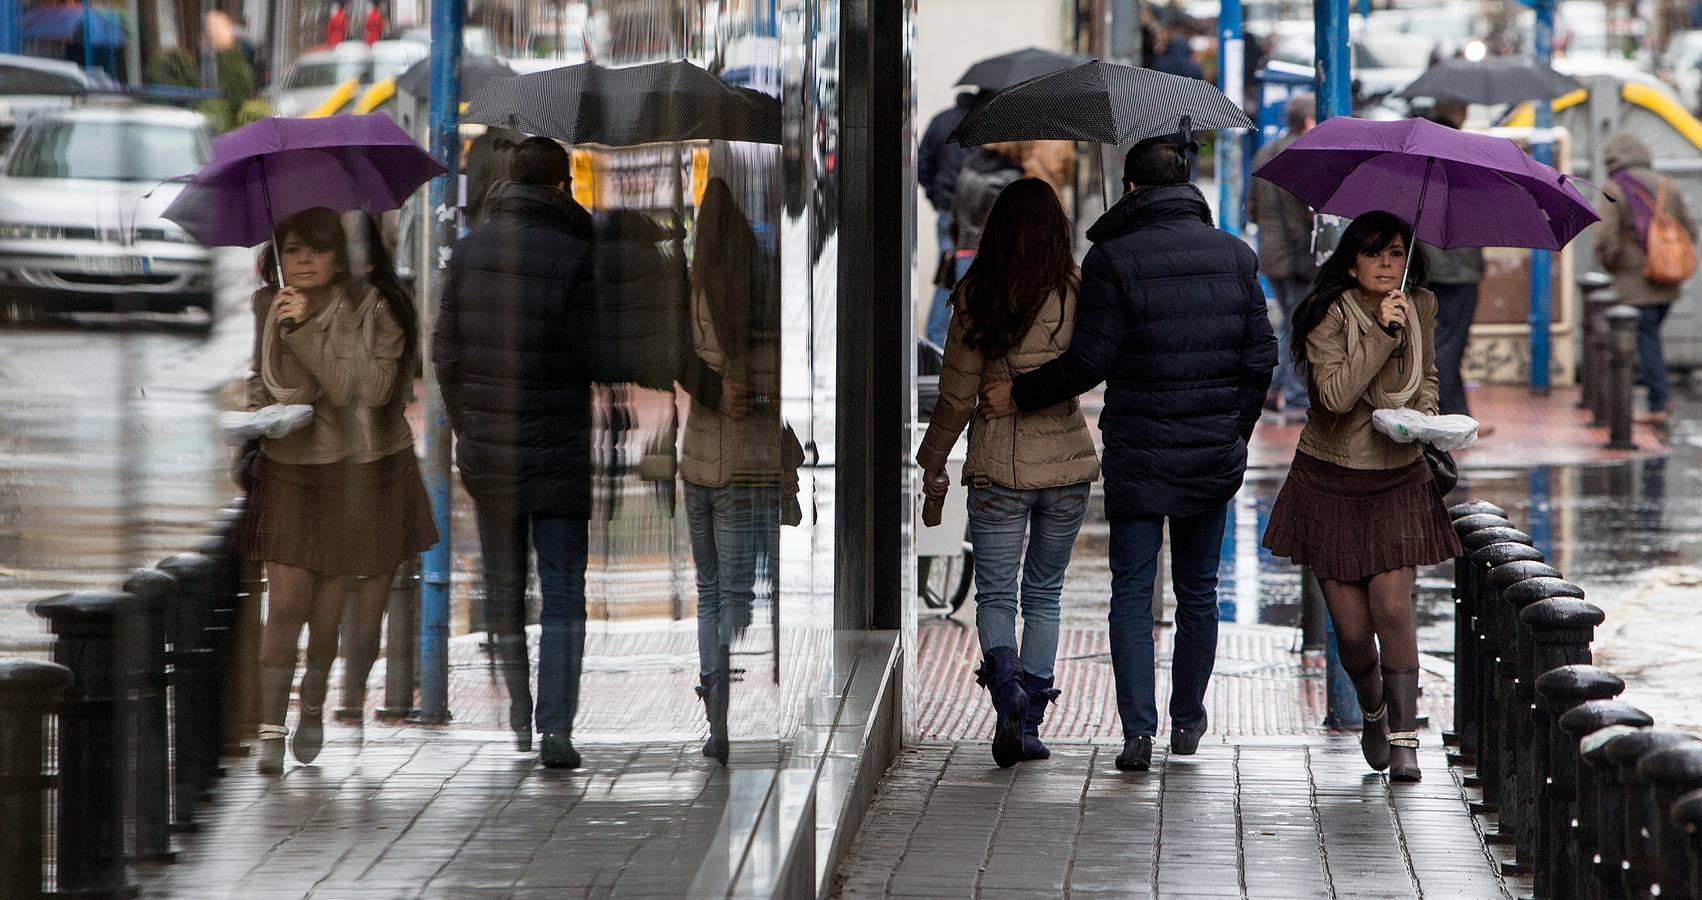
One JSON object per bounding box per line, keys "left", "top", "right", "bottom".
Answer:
{"left": 833, "top": 739, "right": 1513, "bottom": 900}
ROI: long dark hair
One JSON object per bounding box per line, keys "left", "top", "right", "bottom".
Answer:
{"left": 956, "top": 178, "right": 1078, "bottom": 361}
{"left": 690, "top": 177, "right": 759, "bottom": 371}
{"left": 1289, "top": 210, "right": 1429, "bottom": 374}
{"left": 357, "top": 214, "right": 420, "bottom": 360}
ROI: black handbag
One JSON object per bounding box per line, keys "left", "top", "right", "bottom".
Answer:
{"left": 1423, "top": 444, "right": 1458, "bottom": 496}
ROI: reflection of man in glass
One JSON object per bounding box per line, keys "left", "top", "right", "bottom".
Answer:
{"left": 682, "top": 178, "right": 798, "bottom": 765}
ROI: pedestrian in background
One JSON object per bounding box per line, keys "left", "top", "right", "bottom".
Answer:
{"left": 363, "top": 0, "right": 384, "bottom": 46}
{"left": 433, "top": 138, "right": 597, "bottom": 769}
{"left": 1262, "top": 211, "right": 1462, "bottom": 783}
{"left": 950, "top": 142, "right": 1026, "bottom": 291}
{"left": 1594, "top": 131, "right": 1695, "bottom": 428}
{"left": 325, "top": 0, "right": 347, "bottom": 46}
{"left": 917, "top": 178, "right": 1099, "bottom": 769}
{"left": 1416, "top": 102, "right": 1490, "bottom": 430}
{"left": 1249, "top": 93, "right": 1317, "bottom": 423}
{"left": 981, "top": 135, "right": 1276, "bottom": 773}
{"left": 237, "top": 207, "right": 436, "bottom": 775}
{"left": 918, "top": 90, "right": 976, "bottom": 347}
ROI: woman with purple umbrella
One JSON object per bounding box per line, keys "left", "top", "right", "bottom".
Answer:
{"left": 1261, "top": 211, "right": 1463, "bottom": 784}
{"left": 235, "top": 208, "right": 436, "bottom": 775}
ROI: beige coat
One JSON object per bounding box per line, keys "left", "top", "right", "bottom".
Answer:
{"left": 246, "top": 285, "right": 414, "bottom": 466}
{"left": 917, "top": 286, "right": 1100, "bottom": 489}
{"left": 679, "top": 285, "right": 800, "bottom": 488}
{"left": 1296, "top": 287, "right": 1440, "bottom": 471}
{"left": 1595, "top": 134, "right": 1696, "bottom": 308}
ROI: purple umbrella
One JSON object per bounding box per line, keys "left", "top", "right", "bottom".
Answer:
{"left": 1252, "top": 116, "right": 1599, "bottom": 282}
{"left": 163, "top": 115, "right": 444, "bottom": 252}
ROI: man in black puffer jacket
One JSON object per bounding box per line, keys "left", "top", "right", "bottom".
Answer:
{"left": 982, "top": 135, "right": 1276, "bottom": 773}
{"left": 431, "top": 138, "right": 599, "bottom": 771}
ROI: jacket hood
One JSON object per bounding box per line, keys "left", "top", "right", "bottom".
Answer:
{"left": 488, "top": 182, "right": 595, "bottom": 237}
{"left": 1086, "top": 182, "right": 1212, "bottom": 243}
{"left": 1604, "top": 133, "right": 1652, "bottom": 174}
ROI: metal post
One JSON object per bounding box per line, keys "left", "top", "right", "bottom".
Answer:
{"left": 1605, "top": 728, "right": 1700, "bottom": 897}
{"left": 1489, "top": 564, "right": 1568, "bottom": 871}
{"left": 417, "top": 0, "right": 463, "bottom": 725}
{"left": 1315, "top": 0, "right": 1351, "bottom": 122}
{"left": 121, "top": 569, "right": 177, "bottom": 863}
{"left": 0, "top": 659, "right": 72, "bottom": 900}
{"left": 1606, "top": 304, "right": 1639, "bottom": 450}
{"left": 159, "top": 552, "right": 221, "bottom": 814}
{"left": 1577, "top": 273, "right": 1612, "bottom": 411}
{"left": 1670, "top": 789, "right": 1702, "bottom": 900}
{"left": 1529, "top": 0, "right": 1556, "bottom": 393}
{"left": 1587, "top": 290, "right": 1619, "bottom": 425}
{"left": 1218, "top": 0, "right": 1244, "bottom": 236}
{"left": 0, "top": 0, "right": 19, "bottom": 54}
{"left": 1460, "top": 527, "right": 1538, "bottom": 816}
{"left": 380, "top": 559, "right": 420, "bottom": 720}
{"left": 1635, "top": 745, "right": 1702, "bottom": 899}
{"left": 1449, "top": 510, "right": 1516, "bottom": 757}
{"left": 1561, "top": 705, "right": 1652, "bottom": 899}
{"left": 1524, "top": 652, "right": 1615, "bottom": 899}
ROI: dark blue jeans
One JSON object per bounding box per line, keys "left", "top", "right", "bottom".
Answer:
{"left": 1107, "top": 506, "right": 1228, "bottom": 738}
{"left": 924, "top": 212, "right": 955, "bottom": 347}
{"left": 1431, "top": 281, "right": 1481, "bottom": 416}
{"left": 1269, "top": 275, "right": 1311, "bottom": 411}
{"left": 474, "top": 507, "right": 589, "bottom": 735}
{"left": 1637, "top": 303, "right": 1673, "bottom": 413}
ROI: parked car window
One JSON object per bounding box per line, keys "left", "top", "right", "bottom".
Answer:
{"left": 284, "top": 58, "right": 371, "bottom": 89}
{"left": 0, "top": 64, "right": 83, "bottom": 96}
{"left": 7, "top": 119, "right": 205, "bottom": 181}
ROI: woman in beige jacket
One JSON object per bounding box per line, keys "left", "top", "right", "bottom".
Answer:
{"left": 1262, "top": 211, "right": 1462, "bottom": 783}
{"left": 918, "top": 178, "right": 1099, "bottom": 768}
{"left": 234, "top": 208, "right": 436, "bottom": 774}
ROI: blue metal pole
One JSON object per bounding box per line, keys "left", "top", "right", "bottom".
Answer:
{"left": 416, "top": 0, "right": 463, "bottom": 725}
{"left": 81, "top": 0, "right": 93, "bottom": 71}
{"left": 1530, "top": 0, "right": 1556, "bottom": 393}
{"left": 1357, "top": 0, "right": 1371, "bottom": 19}
{"left": 0, "top": 0, "right": 18, "bottom": 55}
{"left": 1218, "top": 0, "right": 1245, "bottom": 235}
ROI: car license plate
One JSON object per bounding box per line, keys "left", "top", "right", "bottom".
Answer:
{"left": 78, "top": 256, "right": 149, "bottom": 275}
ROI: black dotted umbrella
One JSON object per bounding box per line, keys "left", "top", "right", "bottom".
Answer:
{"left": 1398, "top": 57, "right": 1582, "bottom": 105}
{"left": 955, "top": 47, "right": 1092, "bottom": 90}
{"left": 394, "top": 54, "right": 512, "bottom": 102}
{"left": 947, "top": 60, "right": 1252, "bottom": 146}
{"left": 463, "top": 59, "right": 780, "bottom": 146}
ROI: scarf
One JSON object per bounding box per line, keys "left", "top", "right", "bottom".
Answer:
{"left": 1338, "top": 290, "right": 1422, "bottom": 410}
{"left": 1610, "top": 170, "right": 1658, "bottom": 246}
{"left": 260, "top": 286, "right": 347, "bottom": 405}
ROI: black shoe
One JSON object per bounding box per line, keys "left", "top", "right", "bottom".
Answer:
{"left": 1170, "top": 711, "right": 1208, "bottom": 756}
{"left": 1116, "top": 736, "right": 1153, "bottom": 772}
{"left": 540, "top": 732, "right": 581, "bottom": 769}
{"left": 513, "top": 728, "right": 533, "bottom": 753}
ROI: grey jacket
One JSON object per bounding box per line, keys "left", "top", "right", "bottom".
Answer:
{"left": 1421, "top": 243, "right": 1485, "bottom": 286}
{"left": 1249, "top": 133, "right": 1316, "bottom": 281}
{"left": 950, "top": 149, "right": 1023, "bottom": 255}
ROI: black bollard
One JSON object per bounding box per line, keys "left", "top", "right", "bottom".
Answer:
{"left": 199, "top": 529, "right": 247, "bottom": 758}
{"left": 1636, "top": 745, "right": 1702, "bottom": 899}
{"left": 1578, "top": 276, "right": 1615, "bottom": 421}
{"left": 1530, "top": 662, "right": 1621, "bottom": 899}
{"left": 1604, "top": 304, "right": 1639, "bottom": 450}
{"left": 1670, "top": 788, "right": 1702, "bottom": 900}
{"left": 120, "top": 569, "right": 177, "bottom": 864}
{"left": 1449, "top": 513, "right": 1515, "bottom": 756}
{"left": 1563, "top": 705, "right": 1654, "bottom": 900}
{"left": 1449, "top": 500, "right": 1509, "bottom": 519}
{"left": 0, "top": 658, "right": 74, "bottom": 900}
{"left": 1467, "top": 540, "right": 1547, "bottom": 809}
{"left": 1603, "top": 728, "right": 1699, "bottom": 898}
{"left": 1584, "top": 725, "right": 1653, "bottom": 900}
{"left": 157, "top": 553, "right": 220, "bottom": 829}
{"left": 379, "top": 559, "right": 420, "bottom": 720}
{"left": 30, "top": 591, "right": 141, "bottom": 899}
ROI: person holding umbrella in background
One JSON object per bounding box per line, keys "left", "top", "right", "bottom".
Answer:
{"left": 918, "top": 90, "right": 975, "bottom": 347}
{"left": 1413, "top": 101, "right": 1491, "bottom": 430}
{"left": 1248, "top": 93, "right": 1317, "bottom": 423}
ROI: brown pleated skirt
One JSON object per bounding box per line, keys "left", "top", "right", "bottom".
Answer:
{"left": 235, "top": 449, "right": 438, "bottom": 577}
{"left": 1262, "top": 451, "right": 1462, "bottom": 582}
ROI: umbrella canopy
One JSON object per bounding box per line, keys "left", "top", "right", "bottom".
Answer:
{"left": 162, "top": 115, "right": 445, "bottom": 248}
{"left": 955, "top": 47, "right": 1091, "bottom": 90}
{"left": 463, "top": 59, "right": 780, "bottom": 146}
{"left": 1398, "top": 57, "right": 1582, "bottom": 105}
{"left": 1252, "top": 115, "right": 1598, "bottom": 251}
{"left": 21, "top": 4, "right": 126, "bottom": 47}
{"left": 394, "top": 54, "right": 513, "bottom": 101}
{"left": 948, "top": 60, "right": 1252, "bottom": 146}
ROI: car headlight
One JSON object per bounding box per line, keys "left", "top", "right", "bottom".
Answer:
{"left": 0, "top": 222, "right": 67, "bottom": 241}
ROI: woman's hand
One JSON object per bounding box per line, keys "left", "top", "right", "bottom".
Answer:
{"left": 275, "top": 287, "right": 310, "bottom": 326}
{"left": 1378, "top": 290, "right": 1409, "bottom": 330}
{"left": 922, "top": 469, "right": 951, "bottom": 500}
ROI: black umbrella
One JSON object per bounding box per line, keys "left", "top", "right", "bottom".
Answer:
{"left": 956, "top": 47, "right": 1091, "bottom": 90}
{"left": 947, "top": 60, "right": 1252, "bottom": 147}
{"left": 394, "top": 54, "right": 514, "bottom": 102}
{"left": 1398, "top": 57, "right": 1582, "bottom": 105}
{"left": 463, "top": 59, "right": 780, "bottom": 146}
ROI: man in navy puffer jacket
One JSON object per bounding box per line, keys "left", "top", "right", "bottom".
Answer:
{"left": 982, "top": 134, "right": 1276, "bottom": 773}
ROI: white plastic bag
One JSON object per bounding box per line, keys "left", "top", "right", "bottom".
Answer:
{"left": 219, "top": 404, "right": 315, "bottom": 445}
{"left": 1371, "top": 408, "right": 1480, "bottom": 452}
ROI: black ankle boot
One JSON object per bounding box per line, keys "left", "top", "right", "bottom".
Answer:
{"left": 1017, "top": 671, "right": 1060, "bottom": 761}
{"left": 975, "top": 647, "right": 1028, "bottom": 769}
{"left": 1384, "top": 667, "right": 1422, "bottom": 783}
{"left": 494, "top": 634, "right": 533, "bottom": 752}
{"left": 292, "top": 666, "right": 328, "bottom": 764}
{"left": 696, "top": 670, "right": 730, "bottom": 765}
{"left": 1349, "top": 666, "right": 1389, "bottom": 772}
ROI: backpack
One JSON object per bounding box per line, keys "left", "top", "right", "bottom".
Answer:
{"left": 1635, "top": 176, "right": 1697, "bottom": 286}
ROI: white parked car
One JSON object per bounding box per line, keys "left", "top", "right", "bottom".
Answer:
{"left": 0, "top": 105, "right": 214, "bottom": 324}
{"left": 270, "top": 40, "right": 427, "bottom": 117}
{"left": 0, "top": 53, "right": 115, "bottom": 151}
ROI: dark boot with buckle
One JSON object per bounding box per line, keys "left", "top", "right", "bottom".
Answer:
{"left": 494, "top": 634, "right": 534, "bottom": 752}
{"left": 1384, "top": 667, "right": 1422, "bottom": 783}
{"left": 292, "top": 665, "right": 328, "bottom": 764}
{"left": 256, "top": 664, "right": 293, "bottom": 775}
{"left": 696, "top": 669, "right": 730, "bottom": 766}
{"left": 1350, "top": 665, "right": 1390, "bottom": 772}
{"left": 975, "top": 646, "right": 1029, "bottom": 769}
{"left": 1017, "top": 671, "right": 1061, "bottom": 761}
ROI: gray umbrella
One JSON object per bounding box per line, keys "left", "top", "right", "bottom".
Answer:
{"left": 956, "top": 47, "right": 1091, "bottom": 90}
{"left": 1398, "top": 57, "right": 1582, "bottom": 105}
{"left": 947, "top": 60, "right": 1252, "bottom": 147}
{"left": 394, "top": 54, "right": 513, "bottom": 101}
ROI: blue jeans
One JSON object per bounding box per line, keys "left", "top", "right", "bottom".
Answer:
{"left": 1432, "top": 281, "right": 1481, "bottom": 416}
{"left": 1107, "top": 506, "right": 1229, "bottom": 738}
{"left": 1637, "top": 303, "right": 1673, "bottom": 412}
{"left": 685, "top": 483, "right": 779, "bottom": 677}
{"left": 474, "top": 507, "right": 589, "bottom": 735}
{"left": 1269, "top": 275, "right": 1310, "bottom": 410}
{"left": 925, "top": 213, "right": 955, "bottom": 347}
{"left": 966, "top": 482, "right": 1091, "bottom": 681}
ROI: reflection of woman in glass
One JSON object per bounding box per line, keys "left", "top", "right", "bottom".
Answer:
{"left": 237, "top": 208, "right": 436, "bottom": 774}
{"left": 1262, "top": 211, "right": 1461, "bottom": 783}
{"left": 682, "top": 178, "right": 789, "bottom": 765}
{"left": 917, "top": 179, "right": 1098, "bottom": 768}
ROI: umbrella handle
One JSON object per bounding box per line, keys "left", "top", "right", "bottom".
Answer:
{"left": 1399, "top": 157, "right": 1435, "bottom": 295}
{"left": 259, "top": 156, "right": 285, "bottom": 290}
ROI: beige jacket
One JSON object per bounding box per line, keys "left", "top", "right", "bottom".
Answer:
{"left": 1594, "top": 133, "right": 1696, "bottom": 308}
{"left": 245, "top": 285, "right": 415, "bottom": 466}
{"left": 1296, "top": 287, "right": 1440, "bottom": 471}
{"left": 917, "top": 286, "right": 1100, "bottom": 489}
{"left": 679, "top": 285, "right": 800, "bottom": 488}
